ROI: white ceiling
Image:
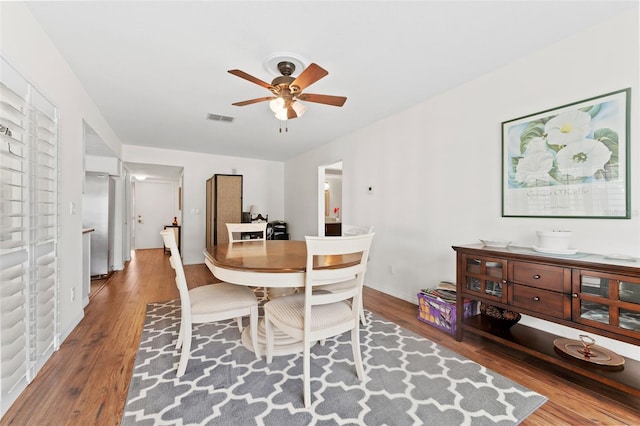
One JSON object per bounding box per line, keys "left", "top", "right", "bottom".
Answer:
{"left": 27, "top": 1, "right": 637, "bottom": 162}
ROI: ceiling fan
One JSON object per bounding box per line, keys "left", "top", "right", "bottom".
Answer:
{"left": 228, "top": 61, "right": 347, "bottom": 121}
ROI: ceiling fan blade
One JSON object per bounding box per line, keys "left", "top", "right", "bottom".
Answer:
{"left": 297, "top": 93, "right": 347, "bottom": 107}
{"left": 232, "top": 96, "right": 275, "bottom": 106}
{"left": 228, "top": 69, "right": 272, "bottom": 89}
{"left": 287, "top": 106, "right": 298, "bottom": 120}
{"left": 290, "top": 63, "right": 328, "bottom": 92}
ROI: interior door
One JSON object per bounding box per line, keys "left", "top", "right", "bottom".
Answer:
{"left": 134, "top": 181, "right": 174, "bottom": 249}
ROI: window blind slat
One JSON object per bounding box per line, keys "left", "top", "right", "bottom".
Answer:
{"left": 1, "top": 315, "right": 26, "bottom": 347}
{"left": 1, "top": 333, "right": 27, "bottom": 394}
{"left": 0, "top": 291, "right": 24, "bottom": 314}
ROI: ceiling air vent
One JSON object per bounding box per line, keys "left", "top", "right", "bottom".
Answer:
{"left": 207, "top": 113, "right": 234, "bottom": 123}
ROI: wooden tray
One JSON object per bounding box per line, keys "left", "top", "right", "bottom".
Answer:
{"left": 553, "top": 338, "right": 625, "bottom": 367}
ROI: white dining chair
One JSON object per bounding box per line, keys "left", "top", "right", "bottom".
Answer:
{"left": 342, "top": 224, "right": 374, "bottom": 236}
{"left": 161, "top": 229, "right": 259, "bottom": 377}
{"left": 226, "top": 222, "right": 268, "bottom": 242}
{"left": 328, "top": 224, "right": 374, "bottom": 324}
{"left": 226, "top": 222, "right": 270, "bottom": 299}
{"left": 264, "top": 233, "right": 374, "bottom": 408}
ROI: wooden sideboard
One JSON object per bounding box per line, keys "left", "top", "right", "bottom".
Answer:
{"left": 453, "top": 244, "right": 640, "bottom": 396}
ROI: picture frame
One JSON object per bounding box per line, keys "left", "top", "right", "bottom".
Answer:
{"left": 502, "top": 88, "right": 630, "bottom": 218}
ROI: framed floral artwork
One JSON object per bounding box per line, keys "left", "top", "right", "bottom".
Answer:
{"left": 502, "top": 88, "right": 630, "bottom": 218}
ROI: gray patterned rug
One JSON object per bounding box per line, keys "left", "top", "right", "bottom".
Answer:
{"left": 122, "top": 300, "right": 546, "bottom": 425}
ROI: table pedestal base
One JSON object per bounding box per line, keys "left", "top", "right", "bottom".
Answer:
{"left": 266, "top": 286, "right": 299, "bottom": 299}
{"left": 242, "top": 318, "right": 313, "bottom": 357}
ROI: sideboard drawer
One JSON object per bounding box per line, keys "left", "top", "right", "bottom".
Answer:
{"left": 511, "top": 261, "right": 567, "bottom": 292}
{"left": 509, "top": 284, "right": 570, "bottom": 319}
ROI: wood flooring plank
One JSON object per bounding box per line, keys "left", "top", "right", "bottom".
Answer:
{"left": 2, "top": 249, "right": 638, "bottom": 425}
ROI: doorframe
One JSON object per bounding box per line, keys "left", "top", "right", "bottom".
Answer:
{"left": 123, "top": 164, "right": 183, "bottom": 255}
{"left": 317, "top": 160, "right": 343, "bottom": 236}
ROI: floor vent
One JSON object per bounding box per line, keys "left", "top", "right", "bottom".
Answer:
{"left": 207, "top": 113, "right": 235, "bottom": 123}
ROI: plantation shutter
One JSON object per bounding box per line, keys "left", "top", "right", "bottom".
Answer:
{"left": 1, "top": 57, "right": 58, "bottom": 416}
{"left": 30, "top": 88, "right": 57, "bottom": 369}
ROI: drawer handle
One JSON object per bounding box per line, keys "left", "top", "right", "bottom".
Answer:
{"left": 572, "top": 293, "right": 579, "bottom": 298}
{"left": 533, "top": 274, "right": 541, "bottom": 279}
{"left": 532, "top": 296, "right": 540, "bottom": 302}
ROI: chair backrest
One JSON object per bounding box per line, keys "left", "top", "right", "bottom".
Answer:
{"left": 303, "top": 234, "right": 374, "bottom": 323}
{"left": 226, "top": 222, "right": 268, "bottom": 242}
{"left": 161, "top": 229, "right": 191, "bottom": 317}
{"left": 342, "top": 224, "right": 374, "bottom": 236}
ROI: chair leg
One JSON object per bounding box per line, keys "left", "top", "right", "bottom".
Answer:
{"left": 303, "top": 339, "right": 312, "bottom": 408}
{"left": 351, "top": 324, "right": 366, "bottom": 381}
{"left": 176, "top": 324, "right": 192, "bottom": 377}
{"left": 359, "top": 298, "right": 368, "bottom": 325}
{"left": 235, "top": 317, "right": 243, "bottom": 332}
{"left": 250, "top": 305, "right": 260, "bottom": 359}
{"left": 176, "top": 319, "right": 184, "bottom": 349}
{"left": 265, "top": 312, "right": 274, "bottom": 364}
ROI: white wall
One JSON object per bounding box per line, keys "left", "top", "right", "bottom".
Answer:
{"left": 122, "top": 145, "right": 285, "bottom": 264}
{"left": 285, "top": 11, "right": 639, "bottom": 359}
{"left": 0, "top": 2, "right": 125, "bottom": 340}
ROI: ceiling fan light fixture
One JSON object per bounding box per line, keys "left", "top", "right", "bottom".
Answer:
{"left": 269, "top": 97, "right": 285, "bottom": 113}
{"left": 274, "top": 108, "right": 289, "bottom": 121}
{"left": 291, "top": 100, "right": 306, "bottom": 118}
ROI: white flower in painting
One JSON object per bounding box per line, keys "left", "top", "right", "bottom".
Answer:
{"left": 524, "top": 136, "right": 548, "bottom": 154}
{"left": 556, "top": 138, "right": 611, "bottom": 178}
{"left": 515, "top": 151, "right": 554, "bottom": 184}
{"left": 545, "top": 110, "right": 592, "bottom": 146}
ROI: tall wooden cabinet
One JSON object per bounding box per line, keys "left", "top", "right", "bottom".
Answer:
{"left": 206, "top": 174, "right": 243, "bottom": 249}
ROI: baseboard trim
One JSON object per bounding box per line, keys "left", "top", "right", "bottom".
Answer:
{"left": 56, "top": 309, "right": 84, "bottom": 349}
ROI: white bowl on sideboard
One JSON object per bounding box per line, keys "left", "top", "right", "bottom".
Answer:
{"left": 536, "top": 230, "right": 572, "bottom": 250}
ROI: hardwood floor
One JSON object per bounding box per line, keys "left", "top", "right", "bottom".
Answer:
{"left": 2, "top": 248, "right": 639, "bottom": 425}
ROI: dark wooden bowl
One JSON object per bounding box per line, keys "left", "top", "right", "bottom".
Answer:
{"left": 480, "top": 303, "right": 521, "bottom": 330}
{"left": 481, "top": 312, "right": 521, "bottom": 330}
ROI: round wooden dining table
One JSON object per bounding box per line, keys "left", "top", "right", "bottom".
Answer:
{"left": 203, "top": 239, "right": 362, "bottom": 355}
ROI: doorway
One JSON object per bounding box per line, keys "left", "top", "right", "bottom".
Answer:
{"left": 124, "top": 162, "right": 183, "bottom": 253}
{"left": 318, "top": 161, "right": 343, "bottom": 236}
{"left": 133, "top": 180, "right": 175, "bottom": 249}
